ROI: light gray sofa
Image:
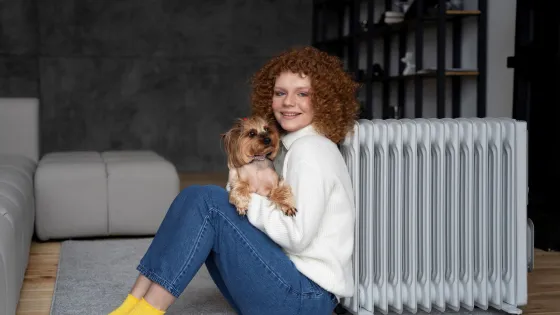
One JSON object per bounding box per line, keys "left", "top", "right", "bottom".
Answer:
{"left": 0, "top": 98, "right": 39, "bottom": 315}
{"left": 0, "top": 98, "right": 180, "bottom": 315}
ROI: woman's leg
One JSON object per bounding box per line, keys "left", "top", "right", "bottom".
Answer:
{"left": 109, "top": 184, "right": 243, "bottom": 315}
{"left": 111, "top": 184, "right": 337, "bottom": 315}
{"left": 133, "top": 184, "right": 244, "bottom": 312}
{"left": 196, "top": 185, "right": 337, "bottom": 315}
{"left": 204, "top": 252, "right": 242, "bottom": 314}
{"left": 111, "top": 253, "right": 242, "bottom": 314}
{"left": 129, "top": 275, "right": 152, "bottom": 299}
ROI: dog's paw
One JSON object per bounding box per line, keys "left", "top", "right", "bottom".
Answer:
{"left": 281, "top": 205, "right": 297, "bottom": 217}
{"left": 235, "top": 197, "right": 250, "bottom": 216}
{"left": 229, "top": 186, "right": 251, "bottom": 216}
{"left": 231, "top": 200, "right": 248, "bottom": 216}
{"left": 236, "top": 207, "right": 248, "bottom": 216}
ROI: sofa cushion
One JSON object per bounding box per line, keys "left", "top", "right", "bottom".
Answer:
{"left": 0, "top": 169, "right": 34, "bottom": 231}
{"left": 0, "top": 212, "right": 18, "bottom": 315}
{"left": 0, "top": 154, "right": 37, "bottom": 245}
{"left": 0, "top": 246, "right": 7, "bottom": 315}
{"left": 0, "top": 187, "right": 28, "bottom": 283}
{"left": 0, "top": 155, "right": 37, "bottom": 183}
{"left": 0, "top": 154, "right": 37, "bottom": 291}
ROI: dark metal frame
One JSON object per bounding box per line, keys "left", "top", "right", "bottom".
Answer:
{"left": 476, "top": 0, "right": 488, "bottom": 118}
{"left": 509, "top": 0, "right": 560, "bottom": 251}
{"left": 311, "top": 0, "right": 488, "bottom": 119}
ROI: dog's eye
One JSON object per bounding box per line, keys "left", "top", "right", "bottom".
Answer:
{"left": 264, "top": 127, "right": 269, "bottom": 132}
{"left": 249, "top": 130, "right": 256, "bottom": 137}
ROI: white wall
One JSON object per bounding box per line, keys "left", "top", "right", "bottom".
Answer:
{"left": 485, "top": 0, "right": 517, "bottom": 118}
{"left": 331, "top": 0, "right": 517, "bottom": 118}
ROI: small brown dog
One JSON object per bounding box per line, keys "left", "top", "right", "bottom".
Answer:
{"left": 221, "top": 116, "right": 297, "bottom": 217}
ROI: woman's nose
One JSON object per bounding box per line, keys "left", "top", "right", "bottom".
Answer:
{"left": 283, "top": 94, "right": 295, "bottom": 106}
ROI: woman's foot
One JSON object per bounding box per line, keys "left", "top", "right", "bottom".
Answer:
{"left": 108, "top": 294, "right": 140, "bottom": 315}
{"left": 108, "top": 274, "right": 154, "bottom": 314}
{"left": 127, "top": 298, "right": 165, "bottom": 315}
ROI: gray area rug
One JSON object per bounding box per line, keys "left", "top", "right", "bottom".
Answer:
{"left": 50, "top": 238, "right": 511, "bottom": 315}
{"left": 50, "top": 238, "right": 235, "bottom": 315}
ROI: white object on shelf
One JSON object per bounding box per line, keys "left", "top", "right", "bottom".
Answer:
{"left": 401, "top": 52, "right": 416, "bottom": 75}
{"left": 384, "top": 11, "right": 404, "bottom": 24}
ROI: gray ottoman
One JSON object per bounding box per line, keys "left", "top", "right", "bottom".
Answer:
{"left": 35, "top": 152, "right": 108, "bottom": 240}
{"left": 34, "top": 151, "right": 180, "bottom": 241}
{"left": 102, "top": 151, "right": 179, "bottom": 235}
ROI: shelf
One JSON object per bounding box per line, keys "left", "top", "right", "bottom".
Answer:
{"left": 313, "top": 0, "right": 351, "bottom": 7}
{"left": 313, "top": 10, "right": 480, "bottom": 47}
{"left": 355, "top": 70, "right": 479, "bottom": 83}
{"left": 440, "top": 70, "right": 479, "bottom": 76}
{"left": 446, "top": 10, "right": 481, "bottom": 15}
{"left": 312, "top": 0, "right": 488, "bottom": 119}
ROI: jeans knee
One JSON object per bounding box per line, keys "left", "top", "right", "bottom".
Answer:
{"left": 168, "top": 185, "right": 210, "bottom": 215}
{"left": 187, "top": 184, "right": 236, "bottom": 215}
{"left": 173, "top": 184, "right": 240, "bottom": 227}
{"left": 205, "top": 184, "right": 228, "bottom": 197}
{"left": 179, "top": 184, "right": 224, "bottom": 197}
{"left": 177, "top": 184, "right": 228, "bottom": 212}
{"left": 175, "top": 185, "right": 199, "bottom": 202}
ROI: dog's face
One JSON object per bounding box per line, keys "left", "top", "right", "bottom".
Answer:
{"left": 222, "top": 116, "right": 281, "bottom": 169}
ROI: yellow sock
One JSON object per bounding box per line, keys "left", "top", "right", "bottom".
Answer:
{"left": 108, "top": 294, "right": 140, "bottom": 315}
{"left": 128, "top": 298, "right": 165, "bottom": 315}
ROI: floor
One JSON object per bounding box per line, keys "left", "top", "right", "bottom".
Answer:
{"left": 14, "top": 172, "right": 560, "bottom": 315}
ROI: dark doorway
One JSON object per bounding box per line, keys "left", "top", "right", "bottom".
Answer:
{"left": 510, "top": 0, "right": 560, "bottom": 250}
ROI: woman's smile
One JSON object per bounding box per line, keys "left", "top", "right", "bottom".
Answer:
{"left": 281, "top": 112, "right": 301, "bottom": 119}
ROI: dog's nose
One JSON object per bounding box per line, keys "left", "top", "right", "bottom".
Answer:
{"left": 263, "top": 137, "right": 271, "bottom": 145}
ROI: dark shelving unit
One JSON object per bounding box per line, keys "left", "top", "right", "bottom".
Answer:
{"left": 312, "top": 0, "right": 487, "bottom": 119}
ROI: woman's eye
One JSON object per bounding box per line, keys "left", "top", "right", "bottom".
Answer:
{"left": 298, "top": 92, "right": 308, "bottom": 97}
{"left": 274, "top": 91, "right": 285, "bottom": 96}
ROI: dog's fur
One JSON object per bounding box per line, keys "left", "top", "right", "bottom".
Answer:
{"left": 222, "top": 116, "right": 297, "bottom": 216}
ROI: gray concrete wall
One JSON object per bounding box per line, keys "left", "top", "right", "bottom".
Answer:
{"left": 0, "top": 0, "right": 312, "bottom": 172}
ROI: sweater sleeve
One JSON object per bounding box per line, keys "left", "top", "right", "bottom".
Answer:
{"left": 246, "top": 159, "right": 327, "bottom": 253}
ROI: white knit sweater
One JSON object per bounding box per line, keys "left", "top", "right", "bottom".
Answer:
{"left": 246, "top": 124, "right": 356, "bottom": 298}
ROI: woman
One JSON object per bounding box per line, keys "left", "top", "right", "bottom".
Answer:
{"left": 108, "top": 46, "right": 360, "bottom": 315}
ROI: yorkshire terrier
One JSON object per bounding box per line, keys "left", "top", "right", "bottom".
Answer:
{"left": 221, "top": 116, "right": 297, "bottom": 217}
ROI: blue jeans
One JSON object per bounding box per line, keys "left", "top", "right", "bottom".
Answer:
{"left": 137, "top": 185, "right": 338, "bottom": 315}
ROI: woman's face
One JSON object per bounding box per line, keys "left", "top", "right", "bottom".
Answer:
{"left": 271, "top": 71, "right": 314, "bottom": 133}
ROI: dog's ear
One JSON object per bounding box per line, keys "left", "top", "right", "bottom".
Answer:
{"left": 221, "top": 118, "right": 243, "bottom": 146}
{"left": 266, "top": 122, "right": 281, "bottom": 161}
{"left": 221, "top": 122, "right": 246, "bottom": 169}
{"left": 221, "top": 128, "right": 235, "bottom": 153}
{"left": 221, "top": 130, "right": 235, "bottom": 169}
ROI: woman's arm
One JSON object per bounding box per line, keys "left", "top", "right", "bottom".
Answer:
{"left": 246, "top": 158, "right": 328, "bottom": 254}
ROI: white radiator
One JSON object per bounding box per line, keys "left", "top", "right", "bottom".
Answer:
{"left": 339, "top": 118, "right": 531, "bottom": 315}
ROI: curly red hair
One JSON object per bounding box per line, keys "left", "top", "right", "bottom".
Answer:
{"left": 250, "top": 46, "right": 361, "bottom": 144}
